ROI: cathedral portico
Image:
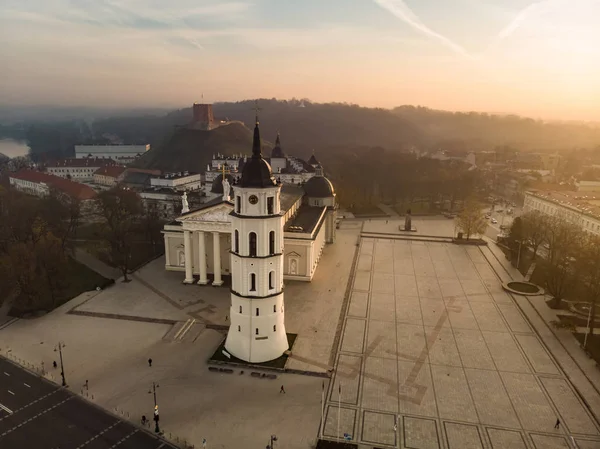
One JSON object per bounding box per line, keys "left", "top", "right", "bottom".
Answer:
{"left": 197, "top": 230, "right": 208, "bottom": 284}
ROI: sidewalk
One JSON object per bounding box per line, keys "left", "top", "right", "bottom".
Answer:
{"left": 377, "top": 203, "right": 399, "bottom": 218}
{"left": 481, "top": 237, "right": 600, "bottom": 424}
{"left": 73, "top": 247, "right": 122, "bottom": 280}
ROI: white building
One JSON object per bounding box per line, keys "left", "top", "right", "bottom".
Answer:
{"left": 576, "top": 180, "right": 600, "bottom": 192}
{"left": 74, "top": 144, "right": 150, "bottom": 164}
{"left": 162, "top": 126, "right": 337, "bottom": 284}
{"left": 47, "top": 158, "right": 115, "bottom": 182}
{"left": 93, "top": 165, "right": 127, "bottom": 187}
{"left": 150, "top": 171, "right": 202, "bottom": 192}
{"left": 9, "top": 169, "right": 98, "bottom": 213}
{"left": 523, "top": 190, "right": 600, "bottom": 235}
{"left": 223, "top": 122, "right": 288, "bottom": 362}
{"left": 202, "top": 134, "right": 318, "bottom": 200}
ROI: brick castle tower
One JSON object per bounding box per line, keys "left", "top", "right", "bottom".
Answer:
{"left": 190, "top": 103, "right": 216, "bottom": 130}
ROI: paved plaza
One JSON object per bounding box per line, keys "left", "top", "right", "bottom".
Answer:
{"left": 325, "top": 237, "right": 600, "bottom": 448}
{"left": 0, "top": 225, "right": 361, "bottom": 449}
{"left": 2, "top": 219, "right": 600, "bottom": 449}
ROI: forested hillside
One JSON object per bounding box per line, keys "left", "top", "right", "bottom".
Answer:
{"left": 1, "top": 99, "right": 599, "bottom": 163}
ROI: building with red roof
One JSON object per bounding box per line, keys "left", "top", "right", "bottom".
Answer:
{"left": 46, "top": 157, "right": 117, "bottom": 182}
{"left": 9, "top": 169, "right": 97, "bottom": 201}
{"left": 93, "top": 165, "right": 128, "bottom": 186}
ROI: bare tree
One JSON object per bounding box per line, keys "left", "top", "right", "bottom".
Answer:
{"left": 96, "top": 187, "right": 143, "bottom": 282}
{"left": 520, "top": 210, "right": 548, "bottom": 259}
{"left": 456, "top": 197, "right": 487, "bottom": 240}
{"left": 577, "top": 234, "right": 600, "bottom": 344}
{"left": 544, "top": 215, "right": 582, "bottom": 309}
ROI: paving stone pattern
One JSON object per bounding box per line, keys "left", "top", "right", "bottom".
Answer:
{"left": 325, "top": 237, "right": 600, "bottom": 448}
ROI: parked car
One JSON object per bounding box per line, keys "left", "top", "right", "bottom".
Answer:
{"left": 491, "top": 218, "right": 498, "bottom": 224}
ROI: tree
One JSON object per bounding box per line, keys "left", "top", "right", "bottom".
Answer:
{"left": 520, "top": 211, "right": 548, "bottom": 260}
{"left": 577, "top": 234, "right": 600, "bottom": 344}
{"left": 456, "top": 197, "right": 487, "bottom": 239}
{"left": 35, "top": 232, "right": 69, "bottom": 309}
{"left": 508, "top": 216, "right": 525, "bottom": 264}
{"left": 96, "top": 187, "right": 143, "bottom": 281}
{"left": 142, "top": 204, "right": 165, "bottom": 255}
{"left": 544, "top": 215, "right": 582, "bottom": 309}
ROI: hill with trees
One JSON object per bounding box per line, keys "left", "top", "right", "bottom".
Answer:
{"left": 2, "top": 99, "right": 599, "bottom": 164}
{"left": 136, "top": 122, "right": 260, "bottom": 174}
{"left": 394, "top": 105, "right": 600, "bottom": 151}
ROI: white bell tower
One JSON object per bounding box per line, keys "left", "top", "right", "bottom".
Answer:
{"left": 224, "top": 114, "right": 288, "bottom": 363}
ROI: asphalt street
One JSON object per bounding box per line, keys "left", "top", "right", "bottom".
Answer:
{"left": 0, "top": 357, "right": 179, "bottom": 449}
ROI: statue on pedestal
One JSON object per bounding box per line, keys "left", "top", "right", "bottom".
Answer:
{"left": 181, "top": 191, "right": 189, "bottom": 214}
{"left": 404, "top": 209, "right": 412, "bottom": 231}
{"left": 222, "top": 176, "right": 230, "bottom": 202}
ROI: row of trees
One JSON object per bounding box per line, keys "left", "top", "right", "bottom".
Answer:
{"left": 0, "top": 185, "right": 164, "bottom": 313}
{"left": 509, "top": 211, "right": 600, "bottom": 342}
{"left": 0, "top": 186, "right": 81, "bottom": 312}
{"left": 321, "top": 148, "right": 486, "bottom": 211}
{"left": 95, "top": 187, "right": 164, "bottom": 282}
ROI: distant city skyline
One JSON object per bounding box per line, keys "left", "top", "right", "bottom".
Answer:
{"left": 1, "top": 0, "right": 599, "bottom": 121}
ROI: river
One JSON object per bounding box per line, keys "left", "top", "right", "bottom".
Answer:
{"left": 0, "top": 139, "right": 30, "bottom": 158}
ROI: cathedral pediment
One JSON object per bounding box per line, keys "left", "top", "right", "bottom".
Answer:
{"left": 177, "top": 200, "right": 233, "bottom": 226}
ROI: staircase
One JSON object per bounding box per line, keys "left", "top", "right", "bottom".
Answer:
{"left": 163, "top": 319, "right": 206, "bottom": 342}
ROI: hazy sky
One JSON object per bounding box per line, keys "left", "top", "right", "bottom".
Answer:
{"left": 1, "top": 0, "right": 599, "bottom": 120}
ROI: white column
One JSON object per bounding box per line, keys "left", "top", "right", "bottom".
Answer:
{"left": 212, "top": 231, "right": 223, "bottom": 286}
{"left": 197, "top": 231, "right": 208, "bottom": 285}
{"left": 183, "top": 230, "right": 194, "bottom": 284}
{"left": 164, "top": 234, "right": 171, "bottom": 268}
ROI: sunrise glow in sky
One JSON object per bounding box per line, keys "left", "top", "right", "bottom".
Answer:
{"left": 1, "top": 0, "right": 599, "bottom": 120}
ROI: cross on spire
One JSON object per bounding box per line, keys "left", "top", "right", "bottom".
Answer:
{"left": 253, "top": 100, "right": 261, "bottom": 125}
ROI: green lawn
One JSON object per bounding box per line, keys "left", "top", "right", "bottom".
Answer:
{"left": 9, "top": 257, "right": 111, "bottom": 317}
{"left": 350, "top": 204, "right": 387, "bottom": 217}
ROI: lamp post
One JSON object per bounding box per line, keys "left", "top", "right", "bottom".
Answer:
{"left": 54, "top": 342, "right": 67, "bottom": 387}
{"left": 149, "top": 382, "right": 160, "bottom": 433}
{"left": 266, "top": 434, "right": 277, "bottom": 449}
{"left": 584, "top": 302, "right": 593, "bottom": 349}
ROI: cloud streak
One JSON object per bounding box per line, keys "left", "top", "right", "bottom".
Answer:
{"left": 487, "top": 0, "right": 561, "bottom": 50}
{"left": 372, "top": 0, "right": 470, "bottom": 57}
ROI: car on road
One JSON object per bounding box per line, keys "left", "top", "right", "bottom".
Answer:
{"left": 491, "top": 218, "right": 498, "bottom": 224}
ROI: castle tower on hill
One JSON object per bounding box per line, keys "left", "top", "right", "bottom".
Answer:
{"left": 224, "top": 115, "right": 288, "bottom": 363}
{"left": 190, "top": 103, "right": 215, "bottom": 130}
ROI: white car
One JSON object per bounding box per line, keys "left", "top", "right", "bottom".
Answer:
{"left": 491, "top": 218, "right": 498, "bottom": 224}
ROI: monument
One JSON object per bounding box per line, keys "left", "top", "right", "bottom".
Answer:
{"left": 181, "top": 191, "right": 189, "bottom": 214}
{"left": 401, "top": 208, "right": 416, "bottom": 232}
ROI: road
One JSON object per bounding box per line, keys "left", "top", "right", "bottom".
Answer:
{"left": 0, "top": 357, "right": 179, "bottom": 449}
{"left": 485, "top": 206, "right": 523, "bottom": 240}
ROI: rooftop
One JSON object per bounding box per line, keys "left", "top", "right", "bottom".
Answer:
{"left": 94, "top": 165, "right": 127, "bottom": 178}
{"left": 47, "top": 157, "right": 116, "bottom": 168}
{"left": 284, "top": 205, "right": 327, "bottom": 235}
{"left": 10, "top": 169, "right": 97, "bottom": 200}
{"left": 280, "top": 184, "right": 304, "bottom": 213}
{"left": 527, "top": 189, "right": 600, "bottom": 220}
{"left": 157, "top": 171, "right": 199, "bottom": 179}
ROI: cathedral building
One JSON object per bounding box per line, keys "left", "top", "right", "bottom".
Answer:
{"left": 162, "top": 121, "right": 337, "bottom": 284}
{"left": 202, "top": 134, "right": 319, "bottom": 201}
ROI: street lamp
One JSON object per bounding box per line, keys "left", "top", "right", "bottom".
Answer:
{"left": 266, "top": 434, "right": 277, "bottom": 449}
{"left": 148, "top": 382, "right": 160, "bottom": 433}
{"left": 54, "top": 342, "right": 67, "bottom": 387}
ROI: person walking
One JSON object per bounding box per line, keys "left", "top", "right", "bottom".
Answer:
{"left": 280, "top": 385, "right": 286, "bottom": 394}
{"left": 554, "top": 418, "right": 561, "bottom": 429}
{"left": 53, "top": 361, "right": 57, "bottom": 369}
{"left": 148, "top": 358, "right": 153, "bottom": 367}
{"left": 141, "top": 415, "right": 147, "bottom": 426}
